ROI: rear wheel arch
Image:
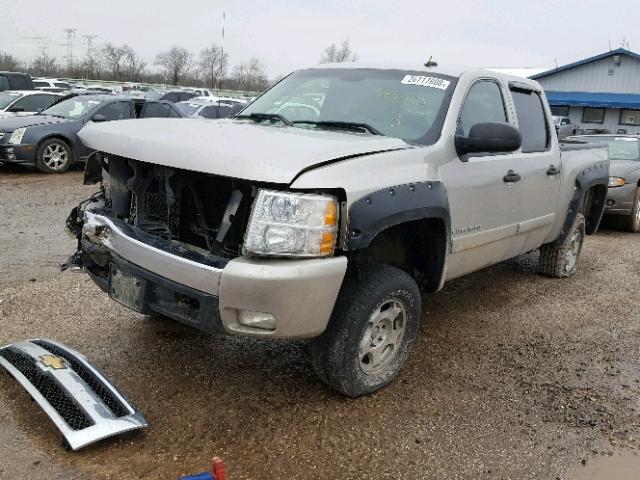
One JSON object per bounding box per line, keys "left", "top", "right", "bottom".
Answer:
{"left": 555, "top": 164, "right": 608, "bottom": 243}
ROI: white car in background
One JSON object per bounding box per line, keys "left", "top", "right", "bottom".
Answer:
{"left": 33, "top": 78, "right": 74, "bottom": 92}
{"left": 175, "top": 97, "right": 245, "bottom": 119}
{"left": 0, "top": 90, "right": 65, "bottom": 118}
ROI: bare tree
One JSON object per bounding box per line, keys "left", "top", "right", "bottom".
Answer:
{"left": 29, "top": 47, "right": 57, "bottom": 77}
{"left": 0, "top": 51, "right": 20, "bottom": 71}
{"left": 320, "top": 38, "right": 358, "bottom": 63}
{"left": 122, "top": 45, "right": 146, "bottom": 82}
{"left": 99, "top": 43, "right": 127, "bottom": 80}
{"left": 199, "top": 43, "right": 228, "bottom": 89}
{"left": 232, "top": 57, "right": 269, "bottom": 91}
{"left": 155, "top": 46, "right": 192, "bottom": 85}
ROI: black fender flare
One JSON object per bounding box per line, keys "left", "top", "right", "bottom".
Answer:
{"left": 346, "top": 181, "right": 450, "bottom": 250}
{"left": 555, "top": 162, "right": 608, "bottom": 243}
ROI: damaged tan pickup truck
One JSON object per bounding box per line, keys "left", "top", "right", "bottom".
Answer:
{"left": 66, "top": 64, "right": 608, "bottom": 397}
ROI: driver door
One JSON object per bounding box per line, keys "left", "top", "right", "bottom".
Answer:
{"left": 442, "top": 79, "right": 522, "bottom": 280}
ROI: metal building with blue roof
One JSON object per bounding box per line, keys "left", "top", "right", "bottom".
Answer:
{"left": 531, "top": 48, "right": 640, "bottom": 134}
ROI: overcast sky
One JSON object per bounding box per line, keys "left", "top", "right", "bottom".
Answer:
{"left": 0, "top": 0, "right": 636, "bottom": 77}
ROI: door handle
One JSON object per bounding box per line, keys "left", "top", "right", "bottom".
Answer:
{"left": 503, "top": 170, "right": 521, "bottom": 183}
{"left": 546, "top": 164, "right": 560, "bottom": 176}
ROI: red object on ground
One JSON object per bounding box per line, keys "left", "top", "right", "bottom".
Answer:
{"left": 212, "top": 457, "right": 225, "bottom": 480}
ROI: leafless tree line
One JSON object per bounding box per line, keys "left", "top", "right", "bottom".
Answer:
{"left": 0, "top": 38, "right": 357, "bottom": 91}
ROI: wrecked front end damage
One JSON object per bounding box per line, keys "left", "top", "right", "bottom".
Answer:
{"left": 66, "top": 154, "right": 347, "bottom": 338}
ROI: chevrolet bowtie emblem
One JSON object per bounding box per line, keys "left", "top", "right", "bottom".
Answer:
{"left": 40, "top": 355, "right": 66, "bottom": 370}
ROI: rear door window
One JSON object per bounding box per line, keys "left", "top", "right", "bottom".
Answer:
{"left": 141, "top": 102, "right": 172, "bottom": 118}
{"left": 14, "top": 94, "right": 57, "bottom": 112}
{"left": 510, "top": 88, "right": 550, "bottom": 153}
{"left": 9, "top": 75, "right": 29, "bottom": 90}
{"left": 97, "top": 101, "right": 133, "bottom": 121}
{"left": 458, "top": 80, "right": 507, "bottom": 136}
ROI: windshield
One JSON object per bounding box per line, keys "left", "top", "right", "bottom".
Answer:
{"left": 42, "top": 96, "right": 104, "bottom": 119}
{"left": 0, "top": 91, "right": 23, "bottom": 110}
{"left": 240, "top": 68, "right": 456, "bottom": 144}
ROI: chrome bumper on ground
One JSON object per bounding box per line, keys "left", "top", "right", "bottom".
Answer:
{"left": 0, "top": 339, "right": 146, "bottom": 451}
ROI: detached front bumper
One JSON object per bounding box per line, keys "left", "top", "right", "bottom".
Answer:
{"left": 80, "top": 211, "right": 347, "bottom": 338}
{"left": 0, "top": 143, "right": 36, "bottom": 164}
{"left": 605, "top": 183, "right": 637, "bottom": 216}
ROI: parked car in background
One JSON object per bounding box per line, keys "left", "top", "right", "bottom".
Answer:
{"left": 0, "top": 95, "right": 182, "bottom": 173}
{"left": 33, "top": 78, "right": 74, "bottom": 92}
{"left": 126, "top": 90, "right": 198, "bottom": 103}
{"left": 567, "top": 134, "right": 640, "bottom": 232}
{"left": 0, "top": 71, "right": 34, "bottom": 91}
{"left": 69, "top": 64, "right": 609, "bottom": 397}
{"left": 175, "top": 98, "right": 245, "bottom": 119}
{"left": 552, "top": 115, "right": 581, "bottom": 138}
{"left": 185, "top": 88, "right": 212, "bottom": 97}
{"left": 0, "top": 91, "right": 64, "bottom": 118}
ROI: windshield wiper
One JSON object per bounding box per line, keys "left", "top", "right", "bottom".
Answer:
{"left": 292, "top": 120, "right": 383, "bottom": 136}
{"left": 236, "top": 112, "right": 293, "bottom": 126}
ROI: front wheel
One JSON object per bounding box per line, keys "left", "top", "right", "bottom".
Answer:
{"left": 36, "top": 138, "right": 73, "bottom": 173}
{"left": 626, "top": 187, "right": 640, "bottom": 233}
{"left": 309, "top": 263, "right": 421, "bottom": 397}
{"left": 538, "top": 213, "right": 586, "bottom": 278}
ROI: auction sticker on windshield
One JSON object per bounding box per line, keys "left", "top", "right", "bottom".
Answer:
{"left": 401, "top": 75, "right": 450, "bottom": 90}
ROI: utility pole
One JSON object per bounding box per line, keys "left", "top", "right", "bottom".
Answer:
{"left": 82, "top": 34, "right": 98, "bottom": 55}
{"left": 63, "top": 28, "right": 77, "bottom": 70}
{"left": 219, "top": 10, "right": 226, "bottom": 93}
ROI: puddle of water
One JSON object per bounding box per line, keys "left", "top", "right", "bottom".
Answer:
{"left": 566, "top": 450, "right": 640, "bottom": 480}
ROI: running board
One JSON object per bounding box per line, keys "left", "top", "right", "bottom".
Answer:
{"left": 0, "top": 339, "right": 147, "bottom": 451}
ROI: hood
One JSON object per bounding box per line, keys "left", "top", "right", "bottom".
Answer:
{"left": 78, "top": 118, "right": 410, "bottom": 183}
{"left": 610, "top": 159, "right": 640, "bottom": 180}
{"left": 0, "top": 115, "right": 68, "bottom": 132}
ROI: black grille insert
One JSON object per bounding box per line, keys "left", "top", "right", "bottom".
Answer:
{"left": 0, "top": 347, "right": 94, "bottom": 430}
{"left": 32, "top": 340, "right": 129, "bottom": 418}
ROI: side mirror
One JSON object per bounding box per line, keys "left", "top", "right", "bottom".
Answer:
{"left": 8, "top": 106, "right": 24, "bottom": 112}
{"left": 92, "top": 113, "right": 107, "bottom": 122}
{"left": 455, "top": 122, "right": 522, "bottom": 157}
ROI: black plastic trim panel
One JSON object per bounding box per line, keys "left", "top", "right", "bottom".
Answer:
{"left": 347, "top": 181, "right": 450, "bottom": 249}
{"left": 556, "top": 161, "right": 609, "bottom": 243}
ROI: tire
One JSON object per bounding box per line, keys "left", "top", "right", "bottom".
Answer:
{"left": 626, "top": 187, "right": 640, "bottom": 233}
{"left": 538, "top": 213, "right": 586, "bottom": 278}
{"left": 35, "top": 138, "right": 73, "bottom": 173}
{"left": 309, "top": 263, "right": 421, "bottom": 397}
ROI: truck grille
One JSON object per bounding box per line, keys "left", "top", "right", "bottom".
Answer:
{"left": 32, "top": 340, "right": 129, "bottom": 418}
{"left": 0, "top": 339, "right": 147, "bottom": 450}
{"left": 0, "top": 347, "right": 93, "bottom": 430}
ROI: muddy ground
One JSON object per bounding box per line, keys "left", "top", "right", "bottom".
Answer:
{"left": 1, "top": 164, "right": 640, "bottom": 480}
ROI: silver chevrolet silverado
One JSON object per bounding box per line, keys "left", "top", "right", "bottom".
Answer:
{"left": 67, "top": 63, "right": 609, "bottom": 397}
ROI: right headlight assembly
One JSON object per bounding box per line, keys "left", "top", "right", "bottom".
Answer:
{"left": 243, "top": 189, "right": 339, "bottom": 257}
{"left": 8, "top": 127, "right": 26, "bottom": 145}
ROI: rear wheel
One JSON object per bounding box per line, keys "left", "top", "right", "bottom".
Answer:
{"left": 538, "top": 213, "right": 586, "bottom": 278}
{"left": 309, "top": 263, "right": 421, "bottom": 397}
{"left": 36, "top": 138, "right": 73, "bottom": 173}
{"left": 626, "top": 187, "right": 640, "bottom": 233}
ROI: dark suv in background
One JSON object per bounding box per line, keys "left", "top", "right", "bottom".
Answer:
{"left": 0, "top": 72, "right": 34, "bottom": 91}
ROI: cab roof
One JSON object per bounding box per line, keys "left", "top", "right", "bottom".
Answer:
{"left": 305, "top": 62, "right": 542, "bottom": 90}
